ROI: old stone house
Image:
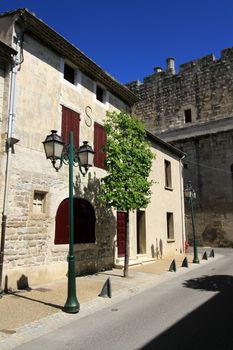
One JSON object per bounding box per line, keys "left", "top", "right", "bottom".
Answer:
{"left": 127, "top": 52, "right": 233, "bottom": 247}
{"left": 0, "top": 9, "right": 185, "bottom": 290}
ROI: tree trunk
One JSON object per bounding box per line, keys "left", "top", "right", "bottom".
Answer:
{"left": 123, "top": 210, "right": 129, "bottom": 277}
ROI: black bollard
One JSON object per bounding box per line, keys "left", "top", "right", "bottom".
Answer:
{"left": 209, "top": 249, "right": 215, "bottom": 258}
{"left": 169, "top": 259, "right": 177, "bottom": 272}
{"left": 202, "top": 251, "right": 208, "bottom": 260}
{"left": 98, "top": 277, "right": 112, "bottom": 298}
{"left": 181, "top": 256, "right": 189, "bottom": 268}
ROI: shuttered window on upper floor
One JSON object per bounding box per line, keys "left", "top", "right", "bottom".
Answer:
{"left": 61, "top": 105, "right": 80, "bottom": 149}
{"left": 94, "top": 122, "right": 106, "bottom": 169}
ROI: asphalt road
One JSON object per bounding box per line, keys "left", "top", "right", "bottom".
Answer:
{"left": 16, "top": 248, "right": 233, "bottom": 350}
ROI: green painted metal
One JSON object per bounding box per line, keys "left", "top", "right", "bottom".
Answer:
{"left": 63, "top": 131, "right": 80, "bottom": 313}
{"left": 189, "top": 192, "right": 199, "bottom": 264}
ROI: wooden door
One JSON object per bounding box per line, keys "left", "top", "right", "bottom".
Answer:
{"left": 117, "top": 211, "right": 126, "bottom": 257}
{"left": 55, "top": 198, "right": 96, "bottom": 244}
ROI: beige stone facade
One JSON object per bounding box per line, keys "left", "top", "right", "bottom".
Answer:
{"left": 0, "top": 9, "right": 185, "bottom": 289}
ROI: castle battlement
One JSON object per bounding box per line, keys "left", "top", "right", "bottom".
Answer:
{"left": 127, "top": 47, "right": 233, "bottom": 134}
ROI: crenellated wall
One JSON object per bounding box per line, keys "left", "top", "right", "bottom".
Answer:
{"left": 127, "top": 47, "right": 233, "bottom": 133}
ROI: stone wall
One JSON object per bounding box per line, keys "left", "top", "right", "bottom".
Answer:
{"left": 177, "top": 130, "right": 233, "bottom": 246}
{"left": 127, "top": 48, "right": 233, "bottom": 247}
{"left": 127, "top": 48, "right": 233, "bottom": 133}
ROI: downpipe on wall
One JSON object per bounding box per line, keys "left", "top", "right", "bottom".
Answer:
{"left": 0, "top": 34, "right": 21, "bottom": 293}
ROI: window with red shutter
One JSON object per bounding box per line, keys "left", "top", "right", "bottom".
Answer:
{"left": 61, "top": 106, "right": 80, "bottom": 149}
{"left": 94, "top": 122, "right": 106, "bottom": 169}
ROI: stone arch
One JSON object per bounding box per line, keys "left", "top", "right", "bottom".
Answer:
{"left": 55, "top": 197, "right": 96, "bottom": 244}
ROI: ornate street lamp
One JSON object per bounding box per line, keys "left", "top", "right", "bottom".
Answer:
{"left": 184, "top": 181, "right": 199, "bottom": 264}
{"left": 43, "top": 130, "right": 94, "bottom": 313}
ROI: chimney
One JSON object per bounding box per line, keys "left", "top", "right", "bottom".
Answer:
{"left": 154, "top": 66, "right": 163, "bottom": 74}
{"left": 166, "top": 57, "right": 175, "bottom": 74}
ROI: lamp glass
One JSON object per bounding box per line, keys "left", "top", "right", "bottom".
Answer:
{"left": 43, "top": 130, "right": 64, "bottom": 160}
{"left": 43, "top": 141, "right": 54, "bottom": 159}
{"left": 87, "top": 152, "right": 94, "bottom": 167}
{"left": 53, "top": 142, "right": 64, "bottom": 159}
{"left": 78, "top": 141, "right": 94, "bottom": 168}
{"left": 78, "top": 151, "right": 87, "bottom": 167}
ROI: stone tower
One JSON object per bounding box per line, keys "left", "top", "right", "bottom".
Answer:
{"left": 127, "top": 48, "right": 233, "bottom": 247}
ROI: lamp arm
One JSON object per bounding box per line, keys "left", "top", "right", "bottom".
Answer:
{"left": 72, "top": 149, "right": 88, "bottom": 176}
{"left": 52, "top": 157, "right": 63, "bottom": 172}
{"left": 74, "top": 156, "right": 87, "bottom": 176}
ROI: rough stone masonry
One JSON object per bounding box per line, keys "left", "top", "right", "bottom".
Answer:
{"left": 127, "top": 49, "right": 233, "bottom": 247}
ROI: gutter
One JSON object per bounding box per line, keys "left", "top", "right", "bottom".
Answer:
{"left": 0, "top": 34, "right": 20, "bottom": 293}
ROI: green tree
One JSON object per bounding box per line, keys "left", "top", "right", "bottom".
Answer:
{"left": 100, "top": 111, "right": 154, "bottom": 277}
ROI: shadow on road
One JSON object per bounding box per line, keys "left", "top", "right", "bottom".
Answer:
{"left": 140, "top": 275, "right": 233, "bottom": 350}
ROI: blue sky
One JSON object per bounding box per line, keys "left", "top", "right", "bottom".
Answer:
{"left": 1, "top": 0, "right": 233, "bottom": 84}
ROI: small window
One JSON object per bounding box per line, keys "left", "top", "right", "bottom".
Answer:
{"left": 184, "top": 109, "right": 192, "bottom": 123}
{"left": 33, "top": 191, "right": 46, "bottom": 214}
{"left": 96, "top": 85, "right": 105, "bottom": 103}
{"left": 64, "top": 63, "right": 75, "bottom": 84}
{"left": 167, "top": 212, "right": 174, "bottom": 240}
{"left": 164, "top": 160, "right": 172, "bottom": 189}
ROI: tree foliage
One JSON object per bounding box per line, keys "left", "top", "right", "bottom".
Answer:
{"left": 100, "top": 111, "right": 154, "bottom": 211}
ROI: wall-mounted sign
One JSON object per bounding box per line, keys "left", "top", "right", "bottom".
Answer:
{"left": 85, "top": 106, "right": 93, "bottom": 127}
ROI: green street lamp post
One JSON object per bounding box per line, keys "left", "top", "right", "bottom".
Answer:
{"left": 184, "top": 181, "right": 199, "bottom": 264}
{"left": 43, "top": 130, "right": 94, "bottom": 313}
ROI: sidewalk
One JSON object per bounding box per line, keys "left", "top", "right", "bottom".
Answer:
{"left": 0, "top": 252, "right": 218, "bottom": 349}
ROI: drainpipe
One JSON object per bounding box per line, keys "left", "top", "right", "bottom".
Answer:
{"left": 179, "top": 155, "right": 186, "bottom": 253}
{"left": 0, "top": 37, "right": 20, "bottom": 292}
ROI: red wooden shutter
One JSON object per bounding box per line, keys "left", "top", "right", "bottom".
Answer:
{"left": 117, "top": 211, "right": 126, "bottom": 257}
{"left": 55, "top": 199, "right": 69, "bottom": 244}
{"left": 61, "top": 106, "right": 80, "bottom": 149}
{"left": 94, "top": 122, "right": 106, "bottom": 169}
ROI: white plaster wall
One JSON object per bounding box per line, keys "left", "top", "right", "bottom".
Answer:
{"left": 118, "top": 144, "right": 185, "bottom": 262}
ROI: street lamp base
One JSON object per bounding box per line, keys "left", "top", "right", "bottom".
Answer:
{"left": 193, "top": 257, "right": 200, "bottom": 264}
{"left": 63, "top": 300, "right": 80, "bottom": 314}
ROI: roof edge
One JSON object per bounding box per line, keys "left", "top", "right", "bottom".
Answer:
{"left": 146, "top": 130, "right": 186, "bottom": 158}
{"left": 1, "top": 8, "right": 137, "bottom": 106}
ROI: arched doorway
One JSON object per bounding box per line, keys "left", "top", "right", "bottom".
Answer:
{"left": 55, "top": 198, "right": 96, "bottom": 244}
